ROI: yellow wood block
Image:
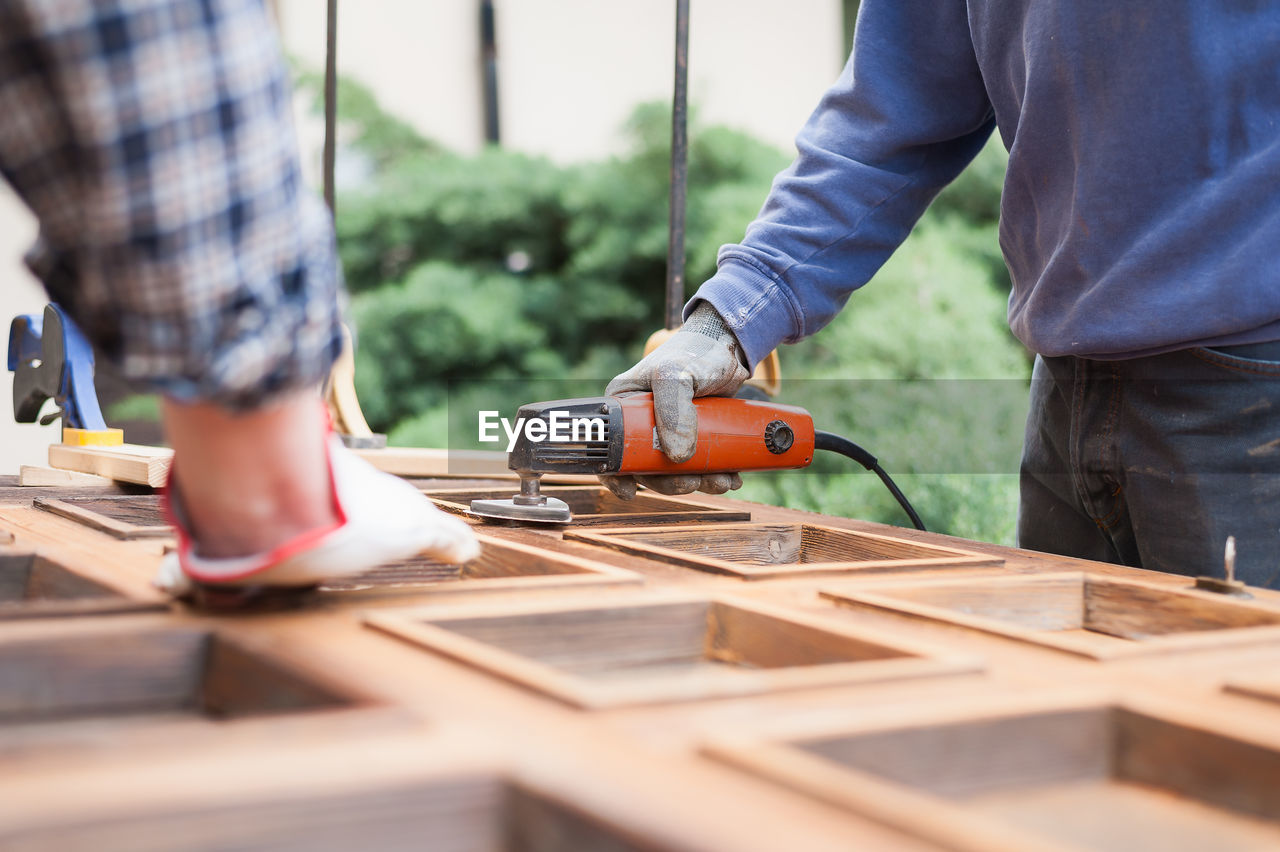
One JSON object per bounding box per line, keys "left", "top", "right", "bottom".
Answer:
{"left": 61, "top": 427, "right": 125, "bottom": 447}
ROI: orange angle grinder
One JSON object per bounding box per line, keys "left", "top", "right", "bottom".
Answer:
{"left": 465, "top": 393, "right": 925, "bottom": 529}
{"left": 467, "top": 393, "right": 814, "bottom": 524}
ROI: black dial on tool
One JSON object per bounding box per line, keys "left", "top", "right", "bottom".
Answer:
{"left": 764, "top": 420, "right": 794, "bottom": 454}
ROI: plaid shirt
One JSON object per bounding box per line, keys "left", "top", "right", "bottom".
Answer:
{"left": 0, "top": 0, "right": 343, "bottom": 407}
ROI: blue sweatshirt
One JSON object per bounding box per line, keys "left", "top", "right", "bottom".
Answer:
{"left": 694, "top": 1, "right": 1280, "bottom": 366}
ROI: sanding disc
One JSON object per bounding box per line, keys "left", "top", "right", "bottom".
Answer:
{"left": 466, "top": 496, "right": 573, "bottom": 525}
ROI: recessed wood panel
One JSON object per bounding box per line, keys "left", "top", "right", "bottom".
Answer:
{"left": 427, "top": 486, "right": 750, "bottom": 525}
{"left": 0, "top": 775, "right": 682, "bottom": 852}
{"left": 0, "top": 551, "right": 160, "bottom": 619}
{"left": 368, "top": 596, "right": 980, "bottom": 709}
{"left": 568, "top": 523, "right": 1002, "bottom": 579}
{"left": 316, "top": 534, "right": 640, "bottom": 597}
{"left": 822, "top": 573, "right": 1280, "bottom": 659}
{"left": 708, "top": 696, "right": 1280, "bottom": 852}
{"left": 0, "top": 624, "right": 353, "bottom": 726}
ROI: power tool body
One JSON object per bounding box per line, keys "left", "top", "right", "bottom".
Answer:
{"left": 468, "top": 393, "right": 814, "bottom": 524}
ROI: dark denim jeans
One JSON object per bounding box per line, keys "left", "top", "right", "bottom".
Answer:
{"left": 1019, "top": 344, "right": 1280, "bottom": 588}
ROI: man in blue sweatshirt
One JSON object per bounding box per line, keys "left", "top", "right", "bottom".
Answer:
{"left": 604, "top": 3, "right": 1280, "bottom": 586}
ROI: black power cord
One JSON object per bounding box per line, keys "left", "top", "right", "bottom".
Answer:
{"left": 813, "top": 430, "right": 927, "bottom": 532}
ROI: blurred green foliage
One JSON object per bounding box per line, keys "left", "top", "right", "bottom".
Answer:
{"left": 316, "top": 76, "right": 1028, "bottom": 544}
{"left": 328, "top": 90, "right": 792, "bottom": 432}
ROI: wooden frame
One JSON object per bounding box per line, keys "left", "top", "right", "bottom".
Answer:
{"left": 822, "top": 572, "right": 1280, "bottom": 660}
{"left": 367, "top": 593, "right": 981, "bottom": 709}
{"left": 14, "top": 474, "right": 1280, "bottom": 848}
{"left": 566, "top": 522, "right": 1002, "bottom": 580}
{"left": 315, "top": 532, "right": 642, "bottom": 598}
{"left": 0, "top": 617, "right": 370, "bottom": 729}
{"left": 0, "top": 549, "right": 162, "bottom": 620}
{"left": 705, "top": 689, "right": 1280, "bottom": 852}
{"left": 426, "top": 485, "right": 751, "bottom": 525}
{"left": 34, "top": 495, "right": 171, "bottom": 540}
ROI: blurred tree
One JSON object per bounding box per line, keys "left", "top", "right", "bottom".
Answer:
{"left": 328, "top": 89, "right": 790, "bottom": 437}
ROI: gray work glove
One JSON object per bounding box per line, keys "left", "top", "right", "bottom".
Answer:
{"left": 601, "top": 302, "right": 751, "bottom": 499}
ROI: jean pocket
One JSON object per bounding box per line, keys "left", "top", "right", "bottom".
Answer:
{"left": 1191, "top": 345, "right": 1280, "bottom": 376}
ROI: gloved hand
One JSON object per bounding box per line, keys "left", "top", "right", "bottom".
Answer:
{"left": 601, "top": 301, "right": 750, "bottom": 499}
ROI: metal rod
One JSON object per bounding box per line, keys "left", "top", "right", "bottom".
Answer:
{"left": 480, "top": 0, "right": 501, "bottom": 144}
{"left": 323, "top": 0, "right": 338, "bottom": 213}
{"left": 665, "top": 0, "right": 690, "bottom": 330}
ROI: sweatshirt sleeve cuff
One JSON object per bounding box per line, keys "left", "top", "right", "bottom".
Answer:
{"left": 683, "top": 259, "right": 802, "bottom": 370}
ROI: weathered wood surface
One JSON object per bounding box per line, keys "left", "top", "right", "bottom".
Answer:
{"left": 0, "top": 550, "right": 163, "bottom": 620}
{"left": 428, "top": 486, "right": 752, "bottom": 526}
{"left": 34, "top": 495, "right": 172, "bottom": 539}
{"left": 706, "top": 690, "right": 1280, "bottom": 852}
{"left": 823, "top": 573, "right": 1280, "bottom": 660}
{"left": 0, "top": 617, "right": 355, "bottom": 724}
{"left": 2, "top": 486, "right": 1280, "bottom": 849}
{"left": 370, "top": 594, "right": 980, "bottom": 709}
{"left": 569, "top": 522, "right": 1002, "bottom": 579}
{"left": 316, "top": 533, "right": 641, "bottom": 598}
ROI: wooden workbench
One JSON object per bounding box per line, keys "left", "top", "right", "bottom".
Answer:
{"left": 1, "top": 475, "right": 1279, "bottom": 851}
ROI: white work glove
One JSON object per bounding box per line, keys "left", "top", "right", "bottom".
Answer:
{"left": 601, "top": 301, "right": 751, "bottom": 498}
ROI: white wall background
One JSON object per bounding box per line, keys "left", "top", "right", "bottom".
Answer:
{"left": 277, "top": 0, "right": 845, "bottom": 162}
{"left": 0, "top": 0, "right": 845, "bottom": 474}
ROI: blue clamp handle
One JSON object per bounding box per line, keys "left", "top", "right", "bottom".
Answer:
{"left": 8, "top": 303, "right": 110, "bottom": 431}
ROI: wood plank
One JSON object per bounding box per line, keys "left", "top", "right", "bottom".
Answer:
{"left": 48, "top": 443, "right": 172, "bottom": 488}
{"left": 44, "top": 443, "right": 595, "bottom": 485}
{"left": 33, "top": 496, "right": 172, "bottom": 540}
{"left": 18, "top": 466, "right": 112, "bottom": 487}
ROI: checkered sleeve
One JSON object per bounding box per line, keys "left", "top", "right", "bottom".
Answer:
{"left": 0, "top": 0, "right": 344, "bottom": 408}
